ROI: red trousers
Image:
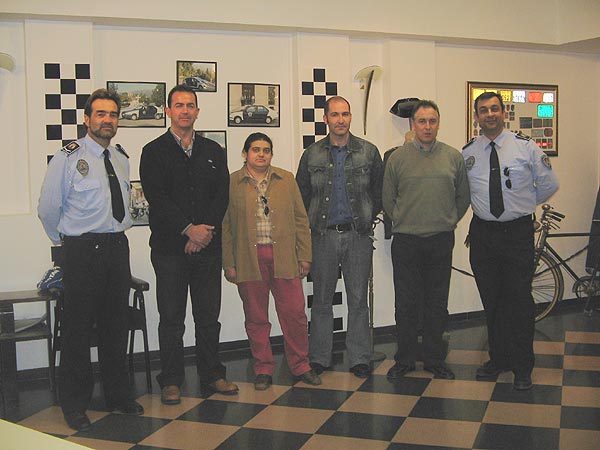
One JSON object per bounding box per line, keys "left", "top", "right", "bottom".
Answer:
{"left": 237, "top": 244, "right": 311, "bottom": 376}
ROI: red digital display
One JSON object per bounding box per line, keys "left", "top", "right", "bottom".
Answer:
{"left": 528, "top": 92, "right": 543, "bottom": 103}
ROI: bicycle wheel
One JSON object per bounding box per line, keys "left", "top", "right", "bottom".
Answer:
{"left": 532, "top": 250, "right": 564, "bottom": 321}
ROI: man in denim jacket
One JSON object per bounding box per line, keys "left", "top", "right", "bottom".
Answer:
{"left": 296, "top": 96, "right": 383, "bottom": 378}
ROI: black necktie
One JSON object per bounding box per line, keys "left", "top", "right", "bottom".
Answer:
{"left": 103, "top": 149, "right": 125, "bottom": 223}
{"left": 489, "top": 141, "right": 504, "bottom": 218}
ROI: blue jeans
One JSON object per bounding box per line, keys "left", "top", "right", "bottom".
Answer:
{"left": 309, "top": 230, "right": 373, "bottom": 367}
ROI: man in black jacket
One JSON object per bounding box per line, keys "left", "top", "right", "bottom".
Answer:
{"left": 140, "top": 85, "right": 237, "bottom": 404}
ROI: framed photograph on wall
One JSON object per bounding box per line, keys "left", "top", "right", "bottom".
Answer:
{"left": 467, "top": 81, "right": 558, "bottom": 156}
{"left": 107, "top": 81, "right": 166, "bottom": 128}
{"left": 199, "top": 130, "right": 227, "bottom": 156}
{"left": 228, "top": 83, "right": 280, "bottom": 127}
{"left": 129, "top": 180, "right": 149, "bottom": 226}
{"left": 177, "top": 61, "right": 217, "bottom": 93}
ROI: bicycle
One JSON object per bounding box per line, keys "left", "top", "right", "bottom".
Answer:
{"left": 532, "top": 204, "right": 600, "bottom": 321}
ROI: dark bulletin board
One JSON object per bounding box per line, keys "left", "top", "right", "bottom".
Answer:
{"left": 467, "top": 81, "right": 558, "bottom": 156}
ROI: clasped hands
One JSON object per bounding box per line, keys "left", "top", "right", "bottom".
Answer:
{"left": 184, "top": 224, "right": 214, "bottom": 254}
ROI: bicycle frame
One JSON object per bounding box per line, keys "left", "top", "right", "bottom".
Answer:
{"left": 533, "top": 204, "right": 600, "bottom": 319}
{"left": 540, "top": 232, "right": 589, "bottom": 283}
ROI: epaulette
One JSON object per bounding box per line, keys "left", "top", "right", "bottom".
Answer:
{"left": 60, "top": 141, "right": 80, "bottom": 155}
{"left": 514, "top": 130, "right": 531, "bottom": 141}
{"left": 115, "top": 144, "right": 129, "bottom": 159}
{"left": 462, "top": 138, "right": 476, "bottom": 150}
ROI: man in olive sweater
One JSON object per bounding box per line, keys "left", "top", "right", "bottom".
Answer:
{"left": 383, "top": 100, "right": 470, "bottom": 380}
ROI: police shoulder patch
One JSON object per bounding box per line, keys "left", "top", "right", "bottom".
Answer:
{"left": 541, "top": 154, "right": 552, "bottom": 169}
{"left": 515, "top": 130, "right": 531, "bottom": 141}
{"left": 60, "top": 141, "right": 80, "bottom": 155}
{"left": 465, "top": 155, "right": 475, "bottom": 170}
{"left": 462, "top": 138, "right": 476, "bottom": 150}
{"left": 115, "top": 144, "right": 129, "bottom": 158}
{"left": 76, "top": 159, "right": 89, "bottom": 176}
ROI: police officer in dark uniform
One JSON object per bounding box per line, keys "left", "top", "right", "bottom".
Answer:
{"left": 38, "top": 88, "right": 143, "bottom": 431}
{"left": 462, "top": 92, "right": 559, "bottom": 390}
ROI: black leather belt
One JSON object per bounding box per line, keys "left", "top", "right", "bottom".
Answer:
{"left": 327, "top": 223, "right": 354, "bottom": 233}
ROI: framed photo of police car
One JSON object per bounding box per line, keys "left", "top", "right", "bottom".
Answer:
{"left": 107, "top": 81, "right": 166, "bottom": 128}
{"left": 176, "top": 60, "right": 217, "bottom": 93}
{"left": 227, "top": 83, "right": 280, "bottom": 127}
{"left": 129, "top": 180, "right": 149, "bottom": 226}
{"left": 467, "top": 81, "right": 558, "bottom": 157}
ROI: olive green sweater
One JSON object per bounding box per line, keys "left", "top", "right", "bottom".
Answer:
{"left": 382, "top": 140, "right": 470, "bottom": 237}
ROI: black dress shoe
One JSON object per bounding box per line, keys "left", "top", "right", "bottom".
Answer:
{"left": 350, "top": 363, "right": 372, "bottom": 378}
{"left": 298, "top": 369, "right": 322, "bottom": 385}
{"left": 476, "top": 360, "right": 508, "bottom": 380}
{"left": 254, "top": 374, "right": 273, "bottom": 391}
{"left": 513, "top": 374, "right": 533, "bottom": 391}
{"left": 424, "top": 364, "right": 455, "bottom": 380}
{"left": 64, "top": 412, "right": 91, "bottom": 431}
{"left": 387, "top": 362, "right": 416, "bottom": 379}
{"left": 107, "top": 399, "right": 144, "bottom": 415}
{"left": 310, "top": 362, "right": 326, "bottom": 375}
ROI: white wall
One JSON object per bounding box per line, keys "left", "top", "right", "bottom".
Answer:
{"left": 4, "top": 0, "right": 599, "bottom": 47}
{"left": 1, "top": 16, "right": 599, "bottom": 370}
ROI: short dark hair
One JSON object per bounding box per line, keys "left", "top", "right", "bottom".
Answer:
{"left": 243, "top": 132, "right": 273, "bottom": 154}
{"left": 411, "top": 99, "right": 440, "bottom": 119}
{"left": 324, "top": 96, "right": 351, "bottom": 115}
{"left": 474, "top": 91, "right": 505, "bottom": 113}
{"left": 84, "top": 88, "right": 121, "bottom": 116}
{"left": 167, "top": 84, "right": 198, "bottom": 108}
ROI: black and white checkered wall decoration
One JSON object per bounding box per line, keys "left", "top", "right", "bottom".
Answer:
{"left": 301, "top": 68, "right": 338, "bottom": 149}
{"left": 301, "top": 68, "right": 344, "bottom": 332}
{"left": 44, "top": 63, "right": 91, "bottom": 147}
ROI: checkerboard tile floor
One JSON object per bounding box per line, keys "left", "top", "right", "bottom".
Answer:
{"left": 13, "top": 309, "right": 600, "bottom": 449}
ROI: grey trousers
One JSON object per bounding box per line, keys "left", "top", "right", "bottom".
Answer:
{"left": 309, "top": 229, "right": 373, "bottom": 367}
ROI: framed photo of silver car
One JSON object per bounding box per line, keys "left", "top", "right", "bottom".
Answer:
{"left": 177, "top": 60, "right": 217, "bottom": 93}
{"left": 228, "top": 83, "right": 280, "bottom": 127}
{"left": 199, "top": 130, "right": 227, "bottom": 156}
{"left": 107, "top": 81, "right": 166, "bottom": 128}
{"left": 129, "top": 180, "right": 149, "bottom": 226}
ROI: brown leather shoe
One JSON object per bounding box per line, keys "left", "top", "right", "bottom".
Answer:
{"left": 209, "top": 378, "right": 239, "bottom": 395}
{"left": 161, "top": 385, "right": 181, "bottom": 405}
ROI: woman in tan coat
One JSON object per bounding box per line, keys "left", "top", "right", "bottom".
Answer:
{"left": 222, "top": 132, "right": 321, "bottom": 390}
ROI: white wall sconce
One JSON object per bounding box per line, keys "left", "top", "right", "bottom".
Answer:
{"left": 0, "top": 52, "right": 16, "bottom": 72}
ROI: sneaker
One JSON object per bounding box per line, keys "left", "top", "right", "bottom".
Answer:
{"left": 37, "top": 266, "right": 63, "bottom": 291}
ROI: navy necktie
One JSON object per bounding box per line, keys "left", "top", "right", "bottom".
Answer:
{"left": 489, "top": 141, "right": 504, "bottom": 218}
{"left": 103, "top": 149, "right": 125, "bottom": 223}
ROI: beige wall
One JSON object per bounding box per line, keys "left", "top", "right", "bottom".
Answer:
{"left": 4, "top": 0, "right": 599, "bottom": 47}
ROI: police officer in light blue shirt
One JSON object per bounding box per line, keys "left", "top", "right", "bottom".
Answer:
{"left": 38, "top": 88, "right": 143, "bottom": 431}
{"left": 39, "top": 134, "right": 132, "bottom": 243}
{"left": 463, "top": 91, "right": 559, "bottom": 391}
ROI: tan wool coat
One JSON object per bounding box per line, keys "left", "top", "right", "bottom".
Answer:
{"left": 222, "top": 165, "right": 312, "bottom": 284}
